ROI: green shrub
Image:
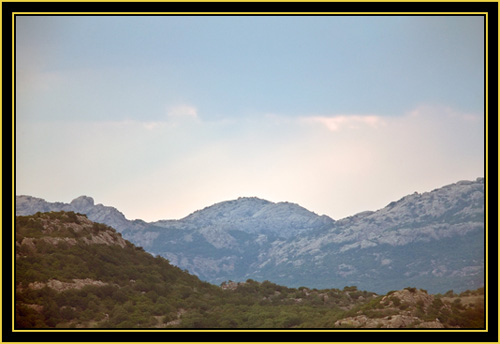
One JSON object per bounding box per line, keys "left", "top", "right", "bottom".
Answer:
{"left": 390, "top": 296, "right": 401, "bottom": 306}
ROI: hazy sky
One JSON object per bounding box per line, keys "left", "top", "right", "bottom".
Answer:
{"left": 16, "top": 15, "right": 485, "bottom": 221}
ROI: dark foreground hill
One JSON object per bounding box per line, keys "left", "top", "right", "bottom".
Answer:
{"left": 15, "top": 212, "right": 484, "bottom": 329}
{"left": 16, "top": 178, "right": 485, "bottom": 294}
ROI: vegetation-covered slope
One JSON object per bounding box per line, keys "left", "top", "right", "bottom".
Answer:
{"left": 15, "top": 211, "right": 484, "bottom": 329}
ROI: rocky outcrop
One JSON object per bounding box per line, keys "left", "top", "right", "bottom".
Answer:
{"left": 335, "top": 314, "right": 444, "bottom": 328}
{"left": 27, "top": 278, "right": 109, "bottom": 292}
{"left": 15, "top": 212, "right": 130, "bottom": 257}
{"left": 81, "top": 231, "right": 127, "bottom": 248}
{"left": 334, "top": 288, "right": 446, "bottom": 328}
{"left": 383, "top": 289, "right": 434, "bottom": 306}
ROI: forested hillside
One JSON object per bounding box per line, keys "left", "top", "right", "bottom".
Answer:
{"left": 15, "top": 212, "right": 484, "bottom": 329}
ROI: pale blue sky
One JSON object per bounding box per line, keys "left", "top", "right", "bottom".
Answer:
{"left": 16, "top": 15, "right": 485, "bottom": 221}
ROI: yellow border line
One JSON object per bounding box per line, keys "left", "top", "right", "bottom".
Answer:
{"left": 9, "top": 328, "right": 490, "bottom": 333}
{"left": 11, "top": 8, "right": 15, "bottom": 335}
{"left": 484, "top": 10, "right": 489, "bottom": 334}
{"left": 3, "top": 0, "right": 494, "bottom": 1}
{"left": 0, "top": 0, "right": 2, "bottom": 335}
{"left": 10, "top": 11, "right": 490, "bottom": 334}
{"left": 11, "top": 11, "right": 490, "bottom": 14}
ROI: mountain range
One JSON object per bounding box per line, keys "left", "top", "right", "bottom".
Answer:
{"left": 15, "top": 177, "right": 485, "bottom": 294}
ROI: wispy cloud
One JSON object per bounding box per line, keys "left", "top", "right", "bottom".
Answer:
{"left": 139, "top": 104, "right": 200, "bottom": 130}
{"left": 142, "top": 121, "right": 164, "bottom": 131}
{"left": 166, "top": 104, "right": 199, "bottom": 120}
{"left": 408, "top": 104, "right": 482, "bottom": 122}
{"left": 301, "top": 114, "right": 386, "bottom": 132}
{"left": 96, "top": 104, "right": 201, "bottom": 131}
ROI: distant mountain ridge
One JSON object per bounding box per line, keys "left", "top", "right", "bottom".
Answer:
{"left": 15, "top": 177, "right": 485, "bottom": 294}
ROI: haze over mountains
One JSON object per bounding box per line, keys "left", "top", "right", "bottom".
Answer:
{"left": 16, "top": 177, "right": 485, "bottom": 294}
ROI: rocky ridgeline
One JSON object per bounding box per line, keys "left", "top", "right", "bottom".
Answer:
{"left": 270, "top": 177, "right": 485, "bottom": 258}
{"left": 333, "top": 177, "right": 485, "bottom": 247}
{"left": 16, "top": 195, "right": 135, "bottom": 233}
{"left": 253, "top": 178, "right": 484, "bottom": 293}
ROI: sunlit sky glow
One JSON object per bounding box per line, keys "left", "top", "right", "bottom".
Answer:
{"left": 16, "top": 15, "right": 485, "bottom": 221}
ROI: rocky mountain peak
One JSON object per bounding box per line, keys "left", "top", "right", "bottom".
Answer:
{"left": 174, "top": 196, "right": 335, "bottom": 238}
{"left": 70, "top": 195, "right": 95, "bottom": 210}
{"left": 183, "top": 197, "right": 272, "bottom": 220}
